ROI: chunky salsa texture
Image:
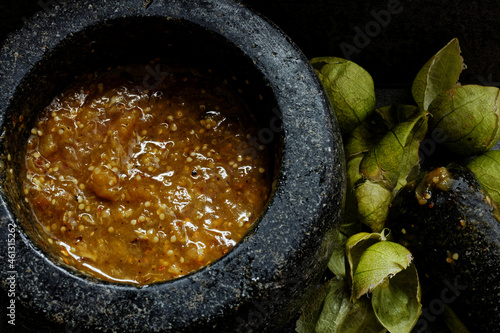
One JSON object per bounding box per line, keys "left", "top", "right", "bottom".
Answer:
{"left": 22, "top": 66, "right": 271, "bottom": 284}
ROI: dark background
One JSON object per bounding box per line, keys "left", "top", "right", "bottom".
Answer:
{"left": 243, "top": 0, "right": 499, "bottom": 88}
{"left": 0, "top": 0, "right": 497, "bottom": 332}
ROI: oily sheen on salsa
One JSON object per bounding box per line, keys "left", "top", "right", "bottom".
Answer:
{"left": 22, "top": 66, "right": 271, "bottom": 284}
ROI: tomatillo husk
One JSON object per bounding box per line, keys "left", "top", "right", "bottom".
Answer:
{"left": 311, "top": 57, "right": 375, "bottom": 136}
{"left": 428, "top": 85, "right": 500, "bottom": 156}
{"left": 467, "top": 150, "right": 500, "bottom": 205}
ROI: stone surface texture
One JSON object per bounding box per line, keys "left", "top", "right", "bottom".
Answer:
{"left": 0, "top": 0, "right": 344, "bottom": 332}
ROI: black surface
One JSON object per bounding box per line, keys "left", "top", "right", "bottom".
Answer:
{"left": 241, "top": 0, "right": 499, "bottom": 88}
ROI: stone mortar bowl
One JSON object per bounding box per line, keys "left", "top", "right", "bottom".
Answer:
{"left": 0, "top": 0, "right": 345, "bottom": 332}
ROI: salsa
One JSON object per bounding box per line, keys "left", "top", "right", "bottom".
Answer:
{"left": 22, "top": 66, "right": 271, "bottom": 284}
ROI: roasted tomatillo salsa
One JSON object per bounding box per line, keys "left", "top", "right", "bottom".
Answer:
{"left": 22, "top": 66, "right": 271, "bottom": 284}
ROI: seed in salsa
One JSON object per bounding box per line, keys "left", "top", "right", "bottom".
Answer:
{"left": 22, "top": 66, "right": 271, "bottom": 284}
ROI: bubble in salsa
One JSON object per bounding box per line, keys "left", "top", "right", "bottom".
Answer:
{"left": 22, "top": 66, "right": 272, "bottom": 284}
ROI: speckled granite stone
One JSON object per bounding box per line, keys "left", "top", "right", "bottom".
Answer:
{"left": 0, "top": 0, "right": 344, "bottom": 332}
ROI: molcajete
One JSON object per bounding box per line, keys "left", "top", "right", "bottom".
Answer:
{"left": 0, "top": 0, "right": 345, "bottom": 332}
